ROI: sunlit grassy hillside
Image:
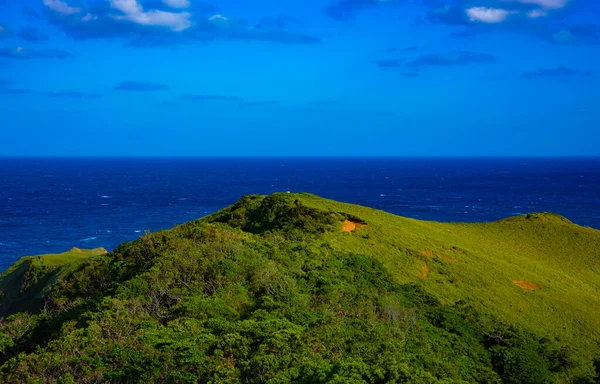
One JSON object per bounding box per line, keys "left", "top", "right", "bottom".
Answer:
{"left": 295, "top": 194, "right": 600, "bottom": 368}
{"left": 0, "top": 248, "right": 107, "bottom": 317}
{"left": 0, "top": 193, "right": 598, "bottom": 383}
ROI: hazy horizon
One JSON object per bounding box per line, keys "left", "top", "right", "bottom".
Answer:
{"left": 1, "top": 155, "right": 600, "bottom": 159}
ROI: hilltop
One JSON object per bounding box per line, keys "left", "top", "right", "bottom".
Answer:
{"left": 0, "top": 193, "right": 598, "bottom": 383}
{"left": 0, "top": 248, "right": 107, "bottom": 317}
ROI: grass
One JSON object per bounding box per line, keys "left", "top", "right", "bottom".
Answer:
{"left": 291, "top": 193, "right": 600, "bottom": 378}
{"left": 34, "top": 247, "right": 106, "bottom": 268}
{"left": 0, "top": 248, "right": 106, "bottom": 317}
{"left": 1, "top": 193, "right": 599, "bottom": 382}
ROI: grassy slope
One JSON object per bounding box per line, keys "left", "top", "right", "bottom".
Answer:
{"left": 0, "top": 248, "right": 107, "bottom": 317}
{"left": 295, "top": 193, "right": 600, "bottom": 374}
{"left": 1, "top": 193, "right": 598, "bottom": 382}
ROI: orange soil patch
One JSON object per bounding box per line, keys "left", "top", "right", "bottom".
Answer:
{"left": 341, "top": 220, "right": 366, "bottom": 233}
{"left": 420, "top": 250, "right": 459, "bottom": 263}
{"left": 436, "top": 254, "right": 459, "bottom": 264}
{"left": 513, "top": 280, "right": 541, "bottom": 291}
{"left": 417, "top": 265, "right": 430, "bottom": 279}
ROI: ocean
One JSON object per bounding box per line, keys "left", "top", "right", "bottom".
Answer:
{"left": 1, "top": 157, "right": 599, "bottom": 272}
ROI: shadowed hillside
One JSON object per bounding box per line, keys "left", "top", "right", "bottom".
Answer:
{"left": 0, "top": 193, "right": 598, "bottom": 383}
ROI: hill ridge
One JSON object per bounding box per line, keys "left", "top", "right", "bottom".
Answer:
{"left": 0, "top": 193, "right": 598, "bottom": 383}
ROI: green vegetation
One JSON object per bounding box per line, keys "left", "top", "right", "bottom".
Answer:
{"left": 0, "top": 193, "right": 599, "bottom": 383}
{"left": 0, "top": 248, "right": 107, "bottom": 317}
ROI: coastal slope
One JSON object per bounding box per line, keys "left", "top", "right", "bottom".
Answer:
{"left": 0, "top": 248, "right": 107, "bottom": 317}
{"left": 0, "top": 193, "right": 598, "bottom": 383}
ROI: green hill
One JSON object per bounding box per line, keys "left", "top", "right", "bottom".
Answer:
{"left": 0, "top": 193, "right": 599, "bottom": 383}
{"left": 0, "top": 248, "right": 107, "bottom": 317}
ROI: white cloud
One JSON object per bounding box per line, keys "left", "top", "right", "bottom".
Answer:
{"left": 81, "top": 13, "right": 97, "bottom": 22}
{"left": 208, "top": 14, "right": 229, "bottom": 22}
{"left": 109, "top": 0, "right": 192, "bottom": 31}
{"left": 110, "top": 0, "right": 143, "bottom": 16}
{"left": 527, "top": 9, "right": 548, "bottom": 18}
{"left": 162, "top": 0, "right": 191, "bottom": 9}
{"left": 515, "top": 0, "right": 568, "bottom": 9}
{"left": 43, "top": 0, "right": 82, "bottom": 15}
{"left": 466, "top": 7, "right": 512, "bottom": 23}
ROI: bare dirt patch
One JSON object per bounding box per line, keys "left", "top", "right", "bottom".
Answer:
{"left": 418, "top": 265, "right": 430, "bottom": 279}
{"left": 421, "top": 250, "right": 459, "bottom": 263}
{"left": 342, "top": 220, "right": 366, "bottom": 233}
{"left": 437, "top": 254, "right": 459, "bottom": 264}
{"left": 513, "top": 280, "right": 541, "bottom": 291}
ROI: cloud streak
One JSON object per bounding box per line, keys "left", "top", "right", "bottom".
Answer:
{"left": 549, "top": 24, "right": 600, "bottom": 45}
{"left": 183, "top": 94, "right": 244, "bottom": 102}
{"left": 115, "top": 81, "right": 170, "bottom": 91}
{"left": 241, "top": 100, "right": 280, "bottom": 107}
{"left": 47, "top": 91, "right": 103, "bottom": 99}
{"left": 522, "top": 66, "right": 579, "bottom": 78}
{"left": 1, "top": 88, "right": 33, "bottom": 95}
{"left": 516, "top": 0, "right": 568, "bottom": 9}
{"left": 182, "top": 94, "right": 286, "bottom": 107}
{"left": 406, "top": 51, "right": 497, "bottom": 69}
{"left": 162, "top": 0, "right": 191, "bottom": 9}
{"left": 0, "top": 47, "right": 73, "bottom": 59}
{"left": 421, "top": 0, "right": 600, "bottom": 46}
{"left": 344, "top": 0, "right": 587, "bottom": 46}
{"left": 466, "top": 7, "right": 513, "bottom": 23}
{"left": 43, "top": 1, "right": 321, "bottom": 48}
{"left": 374, "top": 59, "right": 405, "bottom": 68}
{"left": 387, "top": 46, "right": 418, "bottom": 53}
{"left": 108, "top": 0, "right": 192, "bottom": 31}
{"left": 375, "top": 51, "right": 496, "bottom": 75}
{"left": 19, "top": 28, "right": 50, "bottom": 43}
{"left": 0, "top": 80, "right": 32, "bottom": 95}
{"left": 43, "top": 0, "right": 82, "bottom": 15}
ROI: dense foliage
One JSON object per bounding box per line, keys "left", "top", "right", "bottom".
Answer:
{"left": 0, "top": 194, "right": 598, "bottom": 383}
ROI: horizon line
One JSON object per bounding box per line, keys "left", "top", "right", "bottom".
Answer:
{"left": 0, "top": 155, "right": 599, "bottom": 159}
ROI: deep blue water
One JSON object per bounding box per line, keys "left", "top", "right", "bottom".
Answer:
{"left": 1, "top": 157, "right": 599, "bottom": 272}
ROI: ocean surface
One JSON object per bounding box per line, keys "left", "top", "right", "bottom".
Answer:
{"left": 1, "top": 157, "right": 599, "bottom": 272}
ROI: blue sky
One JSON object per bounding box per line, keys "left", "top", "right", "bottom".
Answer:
{"left": 0, "top": 0, "right": 599, "bottom": 156}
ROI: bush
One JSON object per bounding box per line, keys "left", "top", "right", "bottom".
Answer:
{"left": 490, "top": 345, "right": 550, "bottom": 384}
